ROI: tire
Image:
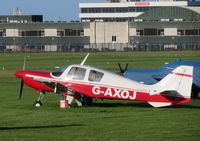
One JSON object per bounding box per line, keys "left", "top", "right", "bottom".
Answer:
{"left": 82, "top": 97, "right": 92, "bottom": 106}
{"left": 33, "top": 101, "right": 43, "bottom": 107}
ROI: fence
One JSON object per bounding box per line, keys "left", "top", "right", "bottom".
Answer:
{"left": 0, "top": 43, "right": 200, "bottom": 52}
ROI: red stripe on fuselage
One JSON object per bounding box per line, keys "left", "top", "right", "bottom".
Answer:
{"left": 170, "top": 72, "right": 192, "bottom": 77}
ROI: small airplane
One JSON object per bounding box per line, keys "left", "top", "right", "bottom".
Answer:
{"left": 15, "top": 54, "right": 193, "bottom": 108}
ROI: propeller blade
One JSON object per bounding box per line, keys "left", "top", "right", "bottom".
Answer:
{"left": 118, "top": 63, "right": 129, "bottom": 74}
{"left": 124, "top": 63, "right": 129, "bottom": 72}
{"left": 118, "top": 63, "right": 123, "bottom": 73}
{"left": 19, "top": 79, "right": 24, "bottom": 99}
{"left": 18, "top": 56, "right": 26, "bottom": 99}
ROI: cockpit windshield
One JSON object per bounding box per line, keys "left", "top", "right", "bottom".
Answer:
{"left": 51, "top": 66, "right": 68, "bottom": 77}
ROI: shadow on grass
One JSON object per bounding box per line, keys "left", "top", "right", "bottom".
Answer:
{"left": 91, "top": 101, "right": 200, "bottom": 109}
{"left": 92, "top": 102, "right": 150, "bottom": 108}
{"left": 0, "top": 124, "right": 85, "bottom": 131}
{"left": 169, "top": 104, "right": 200, "bottom": 109}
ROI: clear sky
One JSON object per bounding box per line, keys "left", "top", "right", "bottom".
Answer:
{"left": 1, "top": 0, "right": 199, "bottom": 21}
{"left": 0, "top": 0, "right": 105, "bottom": 21}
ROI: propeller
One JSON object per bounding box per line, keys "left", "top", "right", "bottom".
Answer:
{"left": 19, "top": 56, "right": 26, "bottom": 99}
{"left": 19, "top": 80, "right": 24, "bottom": 99}
{"left": 118, "top": 63, "right": 128, "bottom": 75}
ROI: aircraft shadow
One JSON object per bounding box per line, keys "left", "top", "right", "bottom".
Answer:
{"left": 90, "top": 102, "right": 200, "bottom": 109}
{"left": 91, "top": 102, "right": 150, "bottom": 108}
{"left": 0, "top": 124, "right": 85, "bottom": 131}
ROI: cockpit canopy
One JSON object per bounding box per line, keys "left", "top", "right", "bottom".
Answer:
{"left": 51, "top": 66, "right": 68, "bottom": 77}
{"left": 51, "top": 65, "right": 104, "bottom": 82}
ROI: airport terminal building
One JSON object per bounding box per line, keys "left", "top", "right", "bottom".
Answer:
{"left": 0, "top": 0, "right": 200, "bottom": 52}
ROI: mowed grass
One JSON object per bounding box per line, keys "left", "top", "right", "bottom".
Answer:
{"left": 0, "top": 51, "right": 200, "bottom": 141}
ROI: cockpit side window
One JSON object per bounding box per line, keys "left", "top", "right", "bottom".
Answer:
{"left": 51, "top": 66, "right": 68, "bottom": 77}
{"left": 89, "top": 70, "right": 104, "bottom": 82}
{"left": 67, "top": 67, "right": 86, "bottom": 80}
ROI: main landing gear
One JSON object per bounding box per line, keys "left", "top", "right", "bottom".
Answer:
{"left": 33, "top": 91, "right": 45, "bottom": 107}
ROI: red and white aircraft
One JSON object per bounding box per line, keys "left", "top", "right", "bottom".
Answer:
{"left": 15, "top": 54, "right": 193, "bottom": 108}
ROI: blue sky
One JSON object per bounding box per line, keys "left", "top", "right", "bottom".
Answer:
{"left": 1, "top": 0, "right": 199, "bottom": 21}
{"left": 0, "top": 0, "right": 104, "bottom": 21}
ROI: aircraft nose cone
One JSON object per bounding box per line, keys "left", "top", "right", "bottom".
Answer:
{"left": 15, "top": 71, "right": 25, "bottom": 78}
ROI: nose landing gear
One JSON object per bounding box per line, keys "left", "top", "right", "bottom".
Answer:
{"left": 33, "top": 91, "right": 45, "bottom": 107}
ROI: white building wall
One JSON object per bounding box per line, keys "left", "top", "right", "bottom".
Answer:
{"left": 45, "top": 45, "right": 58, "bottom": 52}
{"left": 129, "top": 28, "right": 137, "bottom": 36}
{"left": 164, "top": 28, "right": 177, "bottom": 36}
{"left": 44, "top": 29, "right": 57, "bottom": 37}
{"left": 80, "top": 12, "right": 143, "bottom": 18}
{"left": 84, "top": 28, "right": 90, "bottom": 36}
{"left": 90, "top": 22, "right": 96, "bottom": 43}
{"left": 6, "top": 29, "right": 19, "bottom": 37}
{"left": 90, "top": 22, "right": 129, "bottom": 43}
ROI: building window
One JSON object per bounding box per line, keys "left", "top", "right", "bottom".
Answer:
{"left": 81, "top": 6, "right": 155, "bottom": 14}
{"left": 185, "top": 29, "right": 198, "bottom": 36}
{"left": 136, "top": 29, "right": 144, "bottom": 36}
{"left": 65, "top": 29, "right": 84, "bottom": 36}
{"left": 57, "top": 31, "right": 64, "bottom": 37}
{"left": 112, "top": 36, "right": 116, "bottom": 42}
{"left": 0, "top": 31, "right": 3, "bottom": 36}
{"left": 102, "top": 8, "right": 114, "bottom": 13}
{"left": 21, "top": 30, "right": 43, "bottom": 37}
{"left": 177, "top": 29, "right": 184, "bottom": 36}
{"left": 116, "top": 8, "right": 127, "bottom": 12}
{"left": 158, "top": 29, "right": 164, "bottom": 36}
{"left": 81, "top": 8, "right": 88, "bottom": 13}
{"left": 144, "top": 28, "right": 157, "bottom": 36}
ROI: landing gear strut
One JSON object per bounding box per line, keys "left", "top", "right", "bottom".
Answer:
{"left": 33, "top": 91, "right": 45, "bottom": 107}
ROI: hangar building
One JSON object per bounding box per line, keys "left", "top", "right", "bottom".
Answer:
{"left": 0, "top": 0, "right": 200, "bottom": 52}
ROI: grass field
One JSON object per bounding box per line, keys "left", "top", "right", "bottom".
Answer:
{"left": 0, "top": 51, "right": 200, "bottom": 141}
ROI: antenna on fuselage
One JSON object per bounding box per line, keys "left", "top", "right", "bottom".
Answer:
{"left": 80, "top": 53, "right": 90, "bottom": 65}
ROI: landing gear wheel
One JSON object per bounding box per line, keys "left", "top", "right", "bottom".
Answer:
{"left": 82, "top": 96, "right": 92, "bottom": 106}
{"left": 33, "top": 101, "right": 43, "bottom": 107}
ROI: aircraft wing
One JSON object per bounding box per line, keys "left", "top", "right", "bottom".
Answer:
{"left": 34, "top": 76, "right": 55, "bottom": 83}
{"left": 34, "top": 77, "right": 68, "bottom": 93}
